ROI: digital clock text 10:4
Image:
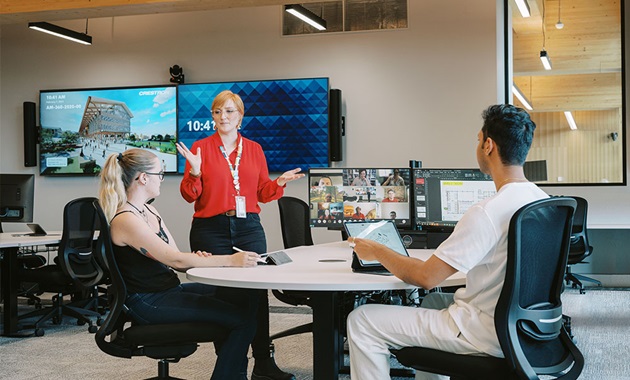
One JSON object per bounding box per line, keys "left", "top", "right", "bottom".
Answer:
{"left": 186, "top": 120, "right": 213, "bottom": 131}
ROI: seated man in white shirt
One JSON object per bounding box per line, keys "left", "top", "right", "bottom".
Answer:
{"left": 346, "top": 104, "right": 547, "bottom": 380}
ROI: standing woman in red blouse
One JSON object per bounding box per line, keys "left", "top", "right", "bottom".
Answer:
{"left": 177, "top": 90, "right": 303, "bottom": 380}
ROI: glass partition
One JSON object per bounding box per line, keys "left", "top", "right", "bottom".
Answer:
{"left": 508, "top": 0, "right": 625, "bottom": 185}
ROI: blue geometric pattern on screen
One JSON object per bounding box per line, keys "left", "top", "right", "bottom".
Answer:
{"left": 177, "top": 78, "right": 329, "bottom": 173}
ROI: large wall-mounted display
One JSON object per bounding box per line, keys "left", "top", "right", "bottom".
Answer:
{"left": 177, "top": 77, "right": 330, "bottom": 173}
{"left": 39, "top": 85, "right": 178, "bottom": 176}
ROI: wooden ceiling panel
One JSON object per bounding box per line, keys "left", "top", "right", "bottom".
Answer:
{"left": 0, "top": 0, "right": 325, "bottom": 24}
{"left": 511, "top": 0, "right": 622, "bottom": 116}
{"left": 514, "top": 72, "right": 622, "bottom": 112}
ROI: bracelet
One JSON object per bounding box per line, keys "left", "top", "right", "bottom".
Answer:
{"left": 189, "top": 169, "right": 201, "bottom": 178}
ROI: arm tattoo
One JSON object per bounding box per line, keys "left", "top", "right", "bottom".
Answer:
{"left": 138, "top": 247, "right": 157, "bottom": 260}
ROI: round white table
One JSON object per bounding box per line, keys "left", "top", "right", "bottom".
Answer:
{"left": 187, "top": 241, "right": 465, "bottom": 379}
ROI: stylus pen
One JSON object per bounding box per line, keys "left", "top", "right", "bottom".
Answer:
{"left": 233, "top": 246, "right": 269, "bottom": 258}
{"left": 232, "top": 246, "right": 245, "bottom": 252}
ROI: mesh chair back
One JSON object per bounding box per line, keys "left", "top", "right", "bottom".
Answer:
{"left": 93, "top": 199, "right": 133, "bottom": 357}
{"left": 57, "top": 197, "right": 104, "bottom": 288}
{"left": 497, "top": 197, "right": 583, "bottom": 379}
{"left": 278, "top": 196, "right": 314, "bottom": 249}
{"left": 567, "top": 196, "right": 592, "bottom": 264}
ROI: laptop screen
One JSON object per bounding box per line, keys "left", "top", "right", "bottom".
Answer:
{"left": 343, "top": 220, "right": 409, "bottom": 267}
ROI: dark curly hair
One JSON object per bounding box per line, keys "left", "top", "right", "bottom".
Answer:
{"left": 481, "top": 104, "right": 536, "bottom": 166}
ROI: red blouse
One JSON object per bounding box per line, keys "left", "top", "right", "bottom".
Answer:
{"left": 180, "top": 133, "right": 285, "bottom": 218}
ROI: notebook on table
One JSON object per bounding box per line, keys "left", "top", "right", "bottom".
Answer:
{"left": 343, "top": 220, "right": 410, "bottom": 275}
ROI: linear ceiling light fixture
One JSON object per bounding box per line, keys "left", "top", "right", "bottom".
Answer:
{"left": 514, "top": 0, "right": 531, "bottom": 18}
{"left": 512, "top": 84, "right": 533, "bottom": 111}
{"left": 540, "top": 50, "right": 552, "bottom": 70}
{"left": 564, "top": 111, "right": 578, "bottom": 130}
{"left": 285, "top": 4, "right": 327, "bottom": 31}
{"left": 539, "top": 1, "right": 552, "bottom": 70}
{"left": 28, "top": 21, "right": 92, "bottom": 45}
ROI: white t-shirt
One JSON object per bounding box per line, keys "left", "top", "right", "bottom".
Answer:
{"left": 433, "top": 182, "right": 548, "bottom": 357}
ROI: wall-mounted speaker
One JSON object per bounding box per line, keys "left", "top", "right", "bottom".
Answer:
{"left": 23, "top": 101, "right": 37, "bottom": 167}
{"left": 329, "top": 89, "right": 344, "bottom": 162}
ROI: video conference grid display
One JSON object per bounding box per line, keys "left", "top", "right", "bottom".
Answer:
{"left": 308, "top": 168, "right": 411, "bottom": 228}
{"left": 413, "top": 168, "right": 496, "bottom": 230}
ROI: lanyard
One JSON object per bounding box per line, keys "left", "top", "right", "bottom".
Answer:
{"left": 219, "top": 137, "right": 243, "bottom": 195}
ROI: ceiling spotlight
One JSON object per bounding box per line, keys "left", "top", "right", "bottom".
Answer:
{"left": 28, "top": 21, "right": 92, "bottom": 45}
{"left": 285, "top": 4, "right": 327, "bottom": 31}
{"left": 556, "top": 0, "right": 564, "bottom": 29}
{"left": 169, "top": 65, "right": 185, "bottom": 84}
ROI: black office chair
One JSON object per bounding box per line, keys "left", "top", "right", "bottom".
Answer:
{"left": 392, "top": 197, "right": 584, "bottom": 380}
{"left": 93, "top": 200, "right": 229, "bottom": 380}
{"left": 270, "top": 196, "right": 315, "bottom": 341}
{"left": 564, "top": 196, "right": 602, "bottom": 294}
{"left": 18, "top": 197, "right": 103, "bottom": 336}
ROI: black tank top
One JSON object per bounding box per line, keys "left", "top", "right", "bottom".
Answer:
{"left": 111, "top": 210, "right": 180, "bottom": 294}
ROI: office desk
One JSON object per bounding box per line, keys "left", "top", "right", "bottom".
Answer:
{"left": 0, "top": 232, "right": 62, "bottom": 336}
{"left": 187, "top": 241, "right": 465, "bottom": 380}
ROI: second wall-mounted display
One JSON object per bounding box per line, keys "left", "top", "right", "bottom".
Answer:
{"left": 177, "top": 77, "right": 330, "bottom": 173}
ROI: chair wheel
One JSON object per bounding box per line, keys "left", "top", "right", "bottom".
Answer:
{"left": 88, "top": 325, "right": 98, "bottom": 333}
{"left": 77, "top": 319, "right": 86, "bottom": 326}
{"left": 97, "top": 318, "right": 103, "bottom": 326}
{"left": 52, "top": 316, "right": 61, "bottom": 325}
{"left": 34, "top": 328, "right": 45, "bottom": 337}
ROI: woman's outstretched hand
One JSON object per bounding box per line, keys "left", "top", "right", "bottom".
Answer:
{"left": 176, "top": 142, "right": 202, "bottom": 175}
{"left": 276, "top": 168, "right": 305, "bottom": 186}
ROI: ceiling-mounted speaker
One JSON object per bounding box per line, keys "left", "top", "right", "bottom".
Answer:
{"left": 23, "top": 101, "right": 38, "bottom": 167}
{"left": 329, "top": 89, "right": 344, "bottom": 162}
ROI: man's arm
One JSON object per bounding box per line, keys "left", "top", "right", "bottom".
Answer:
{"left": 350, "top": 238, "right": 457, "bottom": 290}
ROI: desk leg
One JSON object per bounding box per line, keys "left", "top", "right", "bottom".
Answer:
{"left": 311, "top": 291, "right": 343, "bottom": 380}
{"left": 1, "top": 247, "right": 19, "bottom": 336}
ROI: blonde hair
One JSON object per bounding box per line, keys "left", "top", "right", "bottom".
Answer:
{"left": 212, "top": 90, "right": 245, "bottom": 115}
{"left": 99, "top": 149, "right": 157, "bottom": 222}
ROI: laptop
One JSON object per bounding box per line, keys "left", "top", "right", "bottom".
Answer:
{"left": 343, "top": 220, "right": 410, "bottom": 275}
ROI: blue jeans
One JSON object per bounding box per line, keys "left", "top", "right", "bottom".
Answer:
{"left": 126, "top": 282, "right": 256, "bottom": 380}
{"left": 190, "top": 213, "right": 271, "bottom": 359}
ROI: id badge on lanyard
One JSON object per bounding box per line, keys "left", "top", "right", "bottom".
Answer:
{"left": 221, "top": 138, "right": 246, "bottom": 218}
{"left": 235, "top": 195, "right": 246, "bottom": 218}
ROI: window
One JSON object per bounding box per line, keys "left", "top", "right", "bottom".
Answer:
{"left": 283, "top": 0, "right": 408, "bottom": 36}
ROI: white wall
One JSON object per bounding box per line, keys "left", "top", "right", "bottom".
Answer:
{"left": 0, "top": 0, "right": 522, "bottom": 252}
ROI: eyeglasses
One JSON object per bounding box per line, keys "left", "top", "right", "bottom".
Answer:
{"left": 212, "top": 108, "right": 239, "bottom": 116}
{"left": 144, "top": 171, "right": 165, "bottom": 181}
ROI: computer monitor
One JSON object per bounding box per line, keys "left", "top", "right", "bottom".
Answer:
{"left": 413, "top": 168, "right": 495, "bottom": 231}
{"left": 0, "top": 174, "right": 35, "bottom": 223}
{"left": 308, "top": 167, "right": 411, "bottom": 228}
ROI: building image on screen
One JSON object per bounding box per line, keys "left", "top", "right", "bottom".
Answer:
{"left": 413, "top": 168, "right": 496, "bottom": 231}
{"left": 39, "top": 85, "right": 178, "bottom": 176}
{"left": 308, "top": 168, "right": 411, "bottom": 228}
{"left": 177, "top": 78, "right": 330, "bottom": 173}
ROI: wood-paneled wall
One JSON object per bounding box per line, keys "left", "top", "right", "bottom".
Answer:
{"left": 527, "top": 109, "right": 623, "bottom": 183}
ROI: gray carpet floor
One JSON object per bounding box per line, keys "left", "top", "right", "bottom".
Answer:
{"left": 0, "top": 288, "right": 628, "bottom": 379}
